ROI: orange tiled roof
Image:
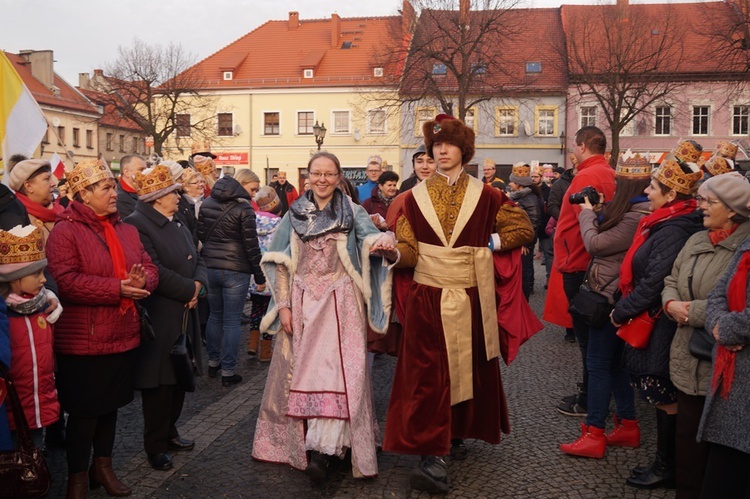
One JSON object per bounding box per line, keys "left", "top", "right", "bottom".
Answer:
{"left": 4, "top": 51, "right": 99, "bottom": 115}
{"left": 186, "top": 14, "right": 405, "bottom": 89}
{"left": 78, "top": 88, "right": 143, "bottom": 133}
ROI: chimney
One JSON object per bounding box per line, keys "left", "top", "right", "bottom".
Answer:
{"left": 617, "top": 0, "right": 629, "bottom": 21}
{"left": 331, "top": 13, "right": 341, "bottom": 48}
{"left": 460, "top": 0, "right": 471, "bottom": 26}
{"left": 78, "top": 72, "right": 90, "bottom": 89}
{"left": 20, "top": 50, "right": 54, "bottom": 89}
{"left": 289, "top": 11, "right": 299, "bottom": 30}
{"left": 94, "top": 69, "right": 104, "bottom": 77}
{"left": 402, "top": 0, "right": 416, "bottom": 34}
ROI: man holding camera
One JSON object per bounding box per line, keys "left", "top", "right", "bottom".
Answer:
{"left": 554, "top": 126, "right": 616, "bottom": 416}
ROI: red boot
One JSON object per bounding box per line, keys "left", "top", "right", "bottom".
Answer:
{"left": 605, "top": 415, "right": 640, "bottom": 448}
{"left": 560, "top": 423, "right": 606, "bottom": 458}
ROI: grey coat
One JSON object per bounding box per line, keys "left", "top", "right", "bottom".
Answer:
{"left": 697, "top": 237, "right": 750, "bottom": 454}
{"left": 578, "top": 200, "right": 649, "bottom": 303}
{"left": 664, "top": 222, "right": 750, "bottom": 396}
{"left": 125, "top": 201, "right": 208, "bottom": 389}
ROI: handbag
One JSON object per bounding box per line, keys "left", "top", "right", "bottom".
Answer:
{"left": 685, "top": 255, "right": 715, "bottom": 361}
{"left": 0, "top": 365, "right": 51, "bottom": 498}
{"left": 568, "top": 262, "right": 618, "bottom": 329}
{"left": 170, "top": 309, "right": 196, "bottom": 392}
{"left": 617, "top": 309, "right": 661, "bottom": 349}
{"left": 139, "top": 304, "right": 156, "bottom": 343}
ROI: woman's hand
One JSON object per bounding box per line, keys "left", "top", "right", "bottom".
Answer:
{"left": 120, "top": 279, "right": 150, "bottom": 299}
{"left": 521, "top": 246, "right": 530, "bottom": 255}
{"left": 713, "top": 324, "right": 744, "bottom": 352}
{"left": 666, "top": 300, "right": 691, "bottom": 325}
{"left": 610, "top": 309, "right": 622, "bottom": 328}
{"left": 128, "top": 264, "right": 147, "bottom": 289}
{"left": 256, "top": 283, "right": 266, "bottom": 293}
{"left": 279, "top": 307, "right": 293, "bottom": 334}
{"left": 370, "top": 233, "right": 398, "bottom": 262}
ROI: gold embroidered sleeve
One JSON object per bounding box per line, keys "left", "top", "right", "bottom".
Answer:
{"left": 395, "top": 214, "right": 418, "bottom": 269}
{"left": 494, "top": 203, "right": 535, "bottom": 251}
{"left": 275, "top": 264, "right": 291, "bottom": 309}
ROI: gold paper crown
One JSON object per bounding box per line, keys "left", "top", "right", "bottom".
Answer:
{"left": 616, "top": 150, "right": 652, "bottom": 178}
{"left": 655, "top": 160, "right": 702, "bottom": 195}
{"left": 511, "top": 164, "right": 531, "bottom": 178}
{"left": 0, "top": 226, "right": 45, "bottom": 265}
{"left": 193, "top": 156, "right": 216, "bottom": 177}
{"left": 702, "top": 141, "right": 738, "bottom": 177}
{"left": 667, "top": 141, "right": 703, "bottom": 165}
{"left": 483, "top": 158, "right": 495, "bottom": 168}
{"left": 191, "top": 141, "right": 211, "bottom": 156}
{"left": 135, "top": 165, "right": 175, "bottom": 197}
{"left": 181, "top": 168, "right": 201, "bottom": 185}
{"left": 68, "top": 159, "right": 114, "bottom": 195}
{"left": 716, "top": 141, "right": 739, "bottom": 159}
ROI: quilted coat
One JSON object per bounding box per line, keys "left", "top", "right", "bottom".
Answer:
{"left": 46, "top": 201, "right": 158, "bottom": 356}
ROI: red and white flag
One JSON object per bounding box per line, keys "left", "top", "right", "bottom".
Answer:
{"left": 50, "top": 152, "right": 65, "bottom": 179}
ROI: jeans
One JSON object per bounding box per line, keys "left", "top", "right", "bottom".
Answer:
{"left": 539, "top": 237, "right": 554, "bottom": 283}
{"left": 206, "top": 269, "right": 251, "bottom": 377}
{"left": 562, "top": 271, "right": 589, "bottom": 407}
{"left": 585, "top": 321, "right": 635, "bottom": 428}
{"left": 521, "top": 246, "right": 534, "bottom": 300}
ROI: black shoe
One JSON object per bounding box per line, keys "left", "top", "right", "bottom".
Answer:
{"left": 450, "top": 439, "right": 468, "bottom": 461}
{"left": 207, "top": 365, "right": 220, "bottom": 378}
{"left": 410, "top": 456, "right": 449, "bottom": 494}
{"left": 557, "top": 400, "right": 587, "bottom": 417}
{"left": 221, "top": 374, "right": 242, "bottom": 387}
{"left": 45, "top": 423, "right": 66, "bottom": 450}
{"left": 625, "top": 454, "right": 675, "bottom": 489}
{"left": 560, "top": 393, "right": 578, "bottom": 405}
{"left": 167, "top": 436, "right": 195, "bottom": 452}
{"left": 306, "top": 451, "right": 329, "bottom": 484}
{"left": 241, "top": 313, "right": 251, "bottom": 325}
{"left": 564, "top": 332, "right": 577, "bottom": 343}
{"left": 147, "top": 453, "right": 174, "bottom": 471}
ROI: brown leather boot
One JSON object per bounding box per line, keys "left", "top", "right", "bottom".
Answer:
{"left": 259, "top": 338, "right": 273, "bottom": 362}
{"left": 66, "top": 471, "right": 88, "bottom": 499}
{"left": 247, "top": 329, "right": 260, "bottom": 355}
{"left": 89, "top": 456, "right": 132, "bottom": 496}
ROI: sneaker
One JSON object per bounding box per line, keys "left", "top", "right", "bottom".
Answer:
{"left": 207, "top": 365, "right": 220, "bottom": 378}
{"left": 221, "top": 374, "right": 243, "bottom": 387}
{"left": 410, "top": 456, "right": 449, "bottom": 494}
{"left": 557, "top": 400, "right": 588, "bottom": 417}
{"left": 560, "top": 393, "right": 578, "bottom": 405}
{"left": 559, "top": 423, "right": 606, "bottom": 458}
{"left": 450, "top": 439, "right": 468, "bottom": 461}
{"left": 605, "top": 416, "right": 640, "bottom": 448}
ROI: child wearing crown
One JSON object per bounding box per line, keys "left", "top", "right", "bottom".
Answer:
{"left": 0, "top": 225, "right": 62, "bottom": 449}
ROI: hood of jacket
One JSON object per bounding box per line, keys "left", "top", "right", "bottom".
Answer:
{"left": 210, "top": 176, "right": 252, "bottom": 203}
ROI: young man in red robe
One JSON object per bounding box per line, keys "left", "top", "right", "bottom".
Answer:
{"left": 384, "top": 114, "right": 535, "bottom": 494}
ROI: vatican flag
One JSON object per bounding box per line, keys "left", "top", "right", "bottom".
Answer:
{"left": 0, "top": 51, "right": 48, "bottom": 178}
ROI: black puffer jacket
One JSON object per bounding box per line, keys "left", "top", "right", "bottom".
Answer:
{"left": 547, "top": 169, "right": 573, "bottom": 221}
{"left": 616, "top": 211, "right": 704, "bottom": 378}
{"left": 0, "top": 184, "right": 30, "bottom": 229}
{"left": 196, "top": 177, "right": 265, "bottom": 284}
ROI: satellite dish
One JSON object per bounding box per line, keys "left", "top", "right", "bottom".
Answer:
{"left": 523, "top": 121, "right": 532, "bottom": 136}
{"left": 353, "top": 128, "right": 361, "bottom": 141}
{"left": 51, "top": 117, "right": 61, "bottom": 127}
{"left": 233, "top": 124, "right": 242, "bottom": 136}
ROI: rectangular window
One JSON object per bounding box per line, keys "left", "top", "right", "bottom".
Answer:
{"left": 297, "top": 111, "right": 314, "bottom": 135}
{"left": 464, "top": 108, "right": 476, "bottom": 131}
{"left": 496, "top": 107, "right": 517, "bottom": 136}
{"left": 332, "top": 111, "right": 350, "bottom": 134}
{"left": 526, "top": 61, "right": 542, "bottom": 73}
{"left": 57, "top": 126, "right": 65, "bottom": 146}
{"left": 86, "top": 130, "right": 93, "bottom": 149}
{"left": 367, "top": 109, "right": 386, "bottom": 135}
{"left": 415, "top": 107, "right": 436, "bottom": 137}
{"left": 432, "top": 64, "right": 447, "bottom": 76}
{"left": 580, "top": 106, "right": 597, "bottom": 128}
{"left": 655, "top": 106, "right": 671, "bottom": 136}
{"left": 106, "top": 133, "right": 113, "bottom": 151}
{"left": 217, "top": 113, "right": 233, "bottom": 136}
{"left": 119, "top": 135, "right": 125, "bottom": 152}
{"left": 732, "top": 105, "right": 749, "bottom": 135}
{"left": 263, "top": 112, "right": 280, "bottom": 135}
{"left": 42, "top": 129, "right": 49, "bottom": 144}
{"left": 72, "top": 128, "right": 80, "bottom": 147}
{"left": 176, "top": 114, "right": 191, "bottom": 137}
{"left": 692, "top": 106, "right": 709, "bottom": 135}
{"left": 620, "top": 109, "right": 634, "bottom": 137}
{"left": 537, "top": 108, "right": 556, "bottom": 136}
{"left": 132, "top": 137, "right": 139, "bottom": 153}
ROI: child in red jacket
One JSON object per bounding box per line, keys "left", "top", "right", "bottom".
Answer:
{"left": 0, "top": 225, "right": 62, "bottom": 449}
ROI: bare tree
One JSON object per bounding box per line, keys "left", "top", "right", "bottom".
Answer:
{"left": 560, "top": 2, "right": 687, "bottom": 165}
{"left": 96, "top": 39, "right": 218, "bottom": 155}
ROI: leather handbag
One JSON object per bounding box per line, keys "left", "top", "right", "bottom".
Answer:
{"left": 689, "top": 327, "right": 715, "bottom": 361}
{"left": 0, "top": 365, "right": 51, "bottom": 498}
{"left": 568, "top": 263, "right": 618, "bottom": 329}
{"left": 139, "top": 304, "right": 156, "bottom": 343}
{"left": 617, "top": 309, "right": 661, "bottom": 349}
{"left": 170, "top": 310, "right": 196, "bottom": 392}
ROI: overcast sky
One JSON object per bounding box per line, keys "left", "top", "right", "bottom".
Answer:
{"left": 3, "top": 0, "right": 705, "bottom": 85}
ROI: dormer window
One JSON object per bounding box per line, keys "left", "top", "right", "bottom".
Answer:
{"left": 432, "top": 64, "right": 447, "bottom": 76}
{"left": 303, "top": 69, "right": 314, "bottom": 79}
{"left": 373, "top": 67, "right": 384, "bottom": 77}
{"left": 223, "top": 71, "right": 233, "bottom": 81}
{"left": 526, "top": 62, "right": 542, "bottom": 73}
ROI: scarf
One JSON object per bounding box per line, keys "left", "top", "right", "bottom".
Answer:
{"left": 15, "top": 192, "right": 64, "bottom": 223}
{"left": 5, "top": 290, "right": 48, "bottom": 315}
{"left": 711, "top": 251, "right": 750, "bottom": 399}
{"left": 289, "top": 189, "right": 353, "bottom": 242}
{"left": 119, "top": 179, "right": 136, "bottom": 194}
{"left": 619, "top": 199, "right": 697, "bottom": 296}
{"left": 97, "top": 215, "right": 134, "bottom": 315}
{"left": 377, "top": 189, "right": 394, "bottom": 207}
{"left": 708, "top": 224, "right": 739, "bottom": 246}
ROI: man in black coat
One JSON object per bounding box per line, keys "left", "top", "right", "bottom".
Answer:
{"left": 116, "top": 155, "right": 147, "bottom": 217}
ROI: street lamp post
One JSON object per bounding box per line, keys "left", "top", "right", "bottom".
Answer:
{"left": 559, "top": 131, "right": 566, "bottom": 154}
{"left": 313, "top": 121, "right": 327, "bottom": 151}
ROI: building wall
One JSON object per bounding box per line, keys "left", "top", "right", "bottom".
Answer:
{"left": 35, "top": 107, "right": 100, "bottom": 168}
{"left": 99, "top": 127, "right": 148, "bottom": 172}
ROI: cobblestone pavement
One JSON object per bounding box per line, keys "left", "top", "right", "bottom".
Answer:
{"left": 45, "top": 261, "right": 677, "bottom": 498}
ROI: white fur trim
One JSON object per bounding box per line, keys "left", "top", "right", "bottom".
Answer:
{"left": 360, "top": 233, "right": 393, "bottom": 334}
{"left": 491, "top": 233, "right": 502, "bottom": 252}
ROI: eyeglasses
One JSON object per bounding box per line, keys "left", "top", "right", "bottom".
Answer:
{"left": 309, "top": 172, "right": 339, "bottom": 180}
{"left": 695, "top": 196, "right": 722, "bottom": 206}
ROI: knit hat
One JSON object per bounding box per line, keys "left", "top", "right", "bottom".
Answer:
{"left": 0, "top": 225, "right": 47, "bottom": 282}
{"left": 8, "top": 159, "right": 51, "bottom": 191}
{"left": 411, "top": 144, "right": 427, "bottom": 162}
{"left": 193, "top": 155, "right": 216, "bottom": 177}
{"left": 423, "top": 114, "right": 475, "bottom": 165}
{"left": 702, "top": 141, "right": 739, "bottom": 177}
{"left": 134, "top": 165, "right": 181, "bottom": 203}
{"left": 68, "top": 158, "right": 114, "bottom": 195}
{"left": 254, "top": 186, "right": 281, "bottom": 214}
{"left": 509, "top": 162, "right": 533, "bottom": 187}
{"left": 701, "top": 173, "right": 750, "bottom": 219}
{"left": 160, "top": 160, "right": 184, "bottom": 182}
{"left": 615, "top": 150, "right": 652, "bottom": 179}
{"left": 654, "top": 159, "right": 702, "bottom": 195}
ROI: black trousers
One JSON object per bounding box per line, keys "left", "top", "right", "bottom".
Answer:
{"left": 562, "top": 271, "right": 589, "bottom": 406}
{"left": 700, "top": 442, "right": 750, "bottom": 499}
{"left": 66, "top": 410, "right": 117, "bottom": 473}
{"left": 141, "top": 384, "right": 185, "bottom": 454}
{"left": 676, "top": 391, "right": 710, "bottom": 499}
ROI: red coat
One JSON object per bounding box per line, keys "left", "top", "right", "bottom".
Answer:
{"left": 6, "top": 312, "right": 59, "bottom": 430}
{"left": 553, "top": 155, "right": 616, "bottom": 273}
{"left": 46, "top": 202, "right": 158, "bottom": 356}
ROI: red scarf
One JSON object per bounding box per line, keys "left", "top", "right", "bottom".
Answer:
{"left": 97, "top": 215, "right": 134, "bottom": 315}
{"left": 619, "top": 199, "right": 697, "bottom": 296}
{"left": 711, "top": 251, "right": 750, "bottom": 399}
{"left": 119, "top": 179, "right": 136, "bottom": 194}
{"left": 708, "top": 224, "right": 739, "bottom": 246}
{"left": 15, "top": 192, "right": 63, "bottom": 223}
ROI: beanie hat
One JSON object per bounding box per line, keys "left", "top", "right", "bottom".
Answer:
{"left": 423, "top": 114, "right": 475, "bottom": 166}
{"left": 0, "top": 225, "right": 47, "bottom": 282}
{"left": 160, "top": 160, "right": 184, "bottom": 182}
{"left": 411, "top": 144, "right": 427, "bottom": 163}
{"left": 702, "top": 173, "right": 750, "bottom": 219}
{"left": 8, "top": 159, "right": 51, "bottom": 191}
{"left": 509, "top": 162, "right": 533, "bottom": 187}
{"left": 254, "top": 186, "right": 281, "bottom": 214}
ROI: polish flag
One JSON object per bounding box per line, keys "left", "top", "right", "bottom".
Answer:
{"left": 50, "top": 152, "right": 65, "bottom": 179}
